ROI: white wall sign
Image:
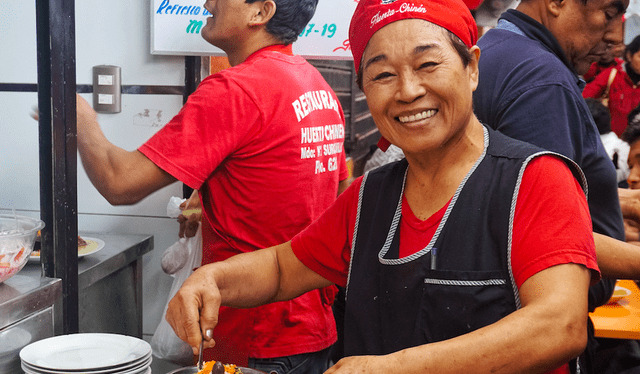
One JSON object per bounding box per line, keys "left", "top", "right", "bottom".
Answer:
{"left": 151, "top": 0, "right": 358, "bottom": 59}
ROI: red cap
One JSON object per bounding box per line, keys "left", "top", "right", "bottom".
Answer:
{"left": 349, "top": 0, "right": 478, "bottom": 75}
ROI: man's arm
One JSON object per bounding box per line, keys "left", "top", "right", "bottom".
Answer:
{"left": 76, "top": 94, "right": 177, "bottom": 205}
{"left": 589, "top": 188, "right": 640, "bottom": 277}
{"left": 338, "top": 178, "right": 351, "bottom": 195}
{"left": 165, "top": 241, "right": 332, "bottom": 353}
{"left": 327, "top": 263, "right": 591, "bottom": 374}
{"left": 594, "top": 232, "right": 640, "bottom": 276}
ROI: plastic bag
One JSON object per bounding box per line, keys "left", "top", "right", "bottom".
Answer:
{"left": 162, "top": 196, "right": 197, "bottom": 274}
{"left": 167, "top": 196, "right": 187, "bottom": 218}
{"left": 151, "top": 198, "right": 202, "bottom": 365}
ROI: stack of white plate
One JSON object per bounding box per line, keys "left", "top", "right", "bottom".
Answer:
{"left": 19, "top": 333, "right": 152, "bottom": 374}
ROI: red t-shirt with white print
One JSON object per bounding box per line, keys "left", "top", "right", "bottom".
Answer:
{"left": 140, "top": 44, "right": 348, "bottom": 364}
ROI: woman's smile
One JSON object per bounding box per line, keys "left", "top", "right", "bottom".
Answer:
{"left": 397, "top": 109, "right": 438, "bottom": 124}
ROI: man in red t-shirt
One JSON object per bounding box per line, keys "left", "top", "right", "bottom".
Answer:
{"left": 74, "top": 0, "right": 347, "bottom": 373}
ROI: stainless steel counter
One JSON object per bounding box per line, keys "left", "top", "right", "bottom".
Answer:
{"left": 0, "top": 232, "right": 153, "bottom": 373}
{"left": 0, "top": 275, "right": 61, "bottom": 374}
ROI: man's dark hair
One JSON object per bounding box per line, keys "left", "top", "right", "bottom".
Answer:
{"left": 626, "top": 34, "right": 640, "bottom": 62}
{"left": 623, "top": 103, "right": 640, "bottom": 145}
{"left": 355, "top": 30, "right": 473, "bottom": 90}
{"left": 246, "top": 0, "right": 318, "bottom": 45}
{"left": 585, "top": 98, "right": 612, "bottom": 134}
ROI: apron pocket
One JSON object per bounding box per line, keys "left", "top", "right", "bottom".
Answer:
{"left": 420, "top": 269, "right": 515, "bottom": 343}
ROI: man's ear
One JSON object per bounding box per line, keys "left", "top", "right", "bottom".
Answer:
{"left": 547, "top": 0, "right": 565, "bottom": 17}
{"left": 249, "top": 0, "right": 276, "bottom": 27}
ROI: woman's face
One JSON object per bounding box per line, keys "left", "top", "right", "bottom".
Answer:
{"left": 360, "top": 19, "right": 479, "bottom": 155}
{"left": 627, "top": 49, "right": 640, "bottom": 73}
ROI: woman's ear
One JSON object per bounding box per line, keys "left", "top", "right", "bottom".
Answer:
{"left": 469, "top": 45, "right": 481, "bottom": 91}
{"left": 249, "top": 0, "right": 276, "bottom": 27}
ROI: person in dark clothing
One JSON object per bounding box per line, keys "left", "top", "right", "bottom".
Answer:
{"left": 473, "top": 0, "right": 640, "bottom": 372}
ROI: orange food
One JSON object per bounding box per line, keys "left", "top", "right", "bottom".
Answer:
{"left": 199, "top": 361, "right": 214, "bottom": 374}
{"left": 196, "top": 361, "right": 241, "bottom": 374}
{"left": 14, "top": 247, "right": 25, "bottom": 262}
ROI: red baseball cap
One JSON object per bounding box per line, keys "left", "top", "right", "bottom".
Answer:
{"left": 349, "top": 0, "right": 478, "bottom": 151}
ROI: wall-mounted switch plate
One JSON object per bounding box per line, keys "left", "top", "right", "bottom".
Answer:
{"left": 92, "top": 65, "right": 121, "bottom": 113}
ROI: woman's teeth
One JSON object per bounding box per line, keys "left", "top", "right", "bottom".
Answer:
{"left": 398, "top": 110, "right": 436, "bottom": 123}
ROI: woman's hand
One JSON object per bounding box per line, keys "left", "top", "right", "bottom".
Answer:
{"left": 165, "top": 265, "right": 221, "bottom": 355}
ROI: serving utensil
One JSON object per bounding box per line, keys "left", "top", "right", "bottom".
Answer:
{"left": 197, "top": 338, "right": 204, "bottom": 371}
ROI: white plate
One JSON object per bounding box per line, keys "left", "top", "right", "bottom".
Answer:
{"left": 22, "top": 363, "right": 151, "bottom": 374}
{"left": 20, "top": 333, "right": 151, "bottom": 370}
{"left": 22, "top": 353, "right": 151, "bottom": 374}
{"left": 29, "top": 237, "right": 105, "bottom": 263}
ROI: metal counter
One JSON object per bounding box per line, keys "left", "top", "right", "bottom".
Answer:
{"left": 0, "top": 275, "right": 61, "bottom": 373}
{"left": 0, "top": 232, "right": 153, "bottom": 373}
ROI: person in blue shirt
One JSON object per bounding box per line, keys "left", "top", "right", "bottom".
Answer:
{"left": 472, "top": 0, "right": 640, "bottom": 373}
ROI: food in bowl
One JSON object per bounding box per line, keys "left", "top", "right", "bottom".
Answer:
{"left": 0, "top": 246, "right": 28, "bottom": 281}
{"left": 198, "top": 361, "right": 243, "bottom": 374}
{"left": 31, "top": 234, "right": 88, "bottom": 257}
{"left": 608, "top": 286, "right": 632, "bottom": 304}
{"left": 0, "top": 214, "right": 45, "bottom": 283}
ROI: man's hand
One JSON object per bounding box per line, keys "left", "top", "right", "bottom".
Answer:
{"left": 178, "top": 212, "right": 201, "bottom": 238}
{"left": 178, "top": 189, "right": 201, "bottom": 238}
{"left": 165, "top": 265, "right": 221, "bottom": 354}
{"left": 619, "top": 188, "right": 640, "bottom": 223}
{"left": 625, "top": 218, "right": 640, "bottom": 243}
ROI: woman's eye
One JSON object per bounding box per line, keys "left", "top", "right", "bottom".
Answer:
{"left": 372, "top": 72, "right": 394, "bottom": 81}
{"left": 419, "top": 61, "right": 438, "bottom": 69}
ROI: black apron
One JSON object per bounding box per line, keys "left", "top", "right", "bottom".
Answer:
{"left": 343, "top": 126, "right": 586, "bottom": 360}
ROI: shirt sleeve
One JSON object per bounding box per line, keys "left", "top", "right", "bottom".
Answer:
{"left": 511, "top": 156, "right": 600, "bottom": 288}
{"left": 494, "top": 84, "right": 592, "bottom": 161}
{"left": 291, "top": 177, "right": 362, "bottom": 286}
{"left": 138, "top": 74, "right": 261, "bottom": 189}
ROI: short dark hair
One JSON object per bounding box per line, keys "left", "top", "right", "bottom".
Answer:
{"left": 585, "top": 98, "right": 611, "bottom": 134}
{"left": 355, "top": 29, "right": 473, "bottom": 90}
{"left": 623, "top": 103, "right": 640, "bottom": 145}
{"left": 245, "top": 0, "right": 318, "bottom": 45}
{"left": 626, "top": 34, "right": 640, "bottom": 62}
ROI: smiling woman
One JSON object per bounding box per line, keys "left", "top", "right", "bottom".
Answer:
{"left": 162, "top": 1, "right": 601, "bottom": 373}
{"left": 360, "top": 20, "right": 480, "bottom": 163}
